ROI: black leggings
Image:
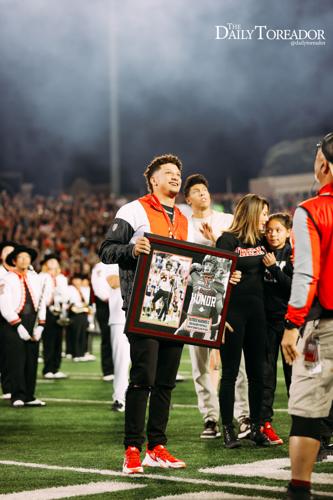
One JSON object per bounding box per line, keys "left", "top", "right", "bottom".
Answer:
{"left": 261, "top": 319, "right": 292, "bottom": 422}
{"left": 219, "top": 295, "right": 266, "bottom": 425}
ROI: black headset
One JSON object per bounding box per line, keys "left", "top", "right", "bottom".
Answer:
{"left": 318, "top": 132, "right": 333, "bottom": 163}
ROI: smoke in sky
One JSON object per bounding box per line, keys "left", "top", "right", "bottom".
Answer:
{"left": 0, "top": 0, "right": 332, "bottom": 194}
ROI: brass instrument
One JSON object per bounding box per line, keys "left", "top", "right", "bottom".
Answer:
{"left": 56, "top": 303, "right": 72, "bottom": 326}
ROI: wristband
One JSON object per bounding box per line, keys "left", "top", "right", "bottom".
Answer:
{"left": 284, "top": 319, "right": 299, "bottom": 330}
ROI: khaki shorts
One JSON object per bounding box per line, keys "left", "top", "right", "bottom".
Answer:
{"left": 288, "top": 318, "right": 333, "bottom": 418}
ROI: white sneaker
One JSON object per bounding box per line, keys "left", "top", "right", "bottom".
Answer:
{"left": 53, "top": 371, "right": 68, "bottom": 379}
{"left": 25, "top": 399, "right": 46, "bottom": 407}
{"left": 73, "top": 357, "right": 81, "bottom": 362}
{"left": 43, "top": 372, "right": 55, "bottom": 379}
{"left": 12, "top": 400, "right": 25, "bottom": 408}
{"left": 66, "top": 354, "right": 73, "bottom": 359}
{"left": 102, "top": 374, "right": 114, "bottom": 382}
{"left": 2, "top": 393, "right": 11, "bottom": 400}
{"left": 82, "top": 353, "right": 96, "bottom": 361}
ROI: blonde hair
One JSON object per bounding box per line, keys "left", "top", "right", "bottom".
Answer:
{"left": 228, "top": 194, "right": 269, "bottom": 245}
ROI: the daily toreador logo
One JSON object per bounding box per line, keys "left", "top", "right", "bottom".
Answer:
{"left": 215, "top": 23, "right": 326, "bottom": 44}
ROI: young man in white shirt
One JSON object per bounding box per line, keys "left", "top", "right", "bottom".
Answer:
{"left": 184, "top": 174, "right": 249, "bottom": 439}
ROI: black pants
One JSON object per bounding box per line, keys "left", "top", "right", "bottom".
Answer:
{"left": 261, "top": 318, "right": 292, "bottom": 422}
{"left": 124, "top": 334, "right": 183, "bottom": 451}
{"left": 3, "top": 324, "right": 39, "bottom": 402}
{"left": 219, "top": 295, "right": 266, "bottom": 425}
{"left": 0, "top": 321, "right": 11, "bottom": 394}
{"left": 95, "top": 298, "right": 113, "bottom": 376}
{"left": 42, "top": 308, "right": 63, "bottom": 375}
{"left": 66, "top": 313, "right": 88, "bottom": 358}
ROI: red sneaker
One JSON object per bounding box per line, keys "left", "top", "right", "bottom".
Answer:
{"left": 122, "top": 446, "right": 144, "bottom": 474}
{"left": 262, "top": 421, "right": 283, "bottom": 445}
{"left": 142, "top": 445, "right": 186, "bottom": 469}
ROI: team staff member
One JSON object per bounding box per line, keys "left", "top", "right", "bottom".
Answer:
{"left": 99, "top": 154, "right": 191, "bottom": 474}
{"left": 0, "top": 245, "right": 46, "bottom": 407}
{"left": 91, "top": 262, "right": 114, "bottom": 381}
{"left": 0, "top": 240, "right": 18, "bottom": 399}
{"left": 282, "top": 133, "right": 333, "bottom": 500}
{"left": 216, "top": 194, "right": 270, "bottom": 448}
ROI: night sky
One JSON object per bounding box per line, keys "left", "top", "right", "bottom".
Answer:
{"left": 0, "top": 0, "right": 332, "bottom": 195}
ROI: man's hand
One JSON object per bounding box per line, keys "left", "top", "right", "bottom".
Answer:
{"left": 221, "top": 321, "right": 234, "bottom": 344}
{"left": 229, "top": 270, "right": 241, "bottom": 285}
{"left": 32, "top": 325, "right": 44, "bottom": 342}
{"left": 17, "top": 324, "right": 31, "bottom": 341}
{"left": 281, "top": 328, "right": 300, "bottom": 365}
{"left": 133, "top": 237, "right": 151, "bottom": 257}
{"left": 200, "top": 223, "right": 216, "bottom": 243}
{"left": 263, "top": 252, "right": 276, "bottom": 267}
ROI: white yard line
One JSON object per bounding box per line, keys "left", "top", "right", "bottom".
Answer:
{"left": 0, "top": 459, "right": 332, "bottom": 497}
{"left": 0, "top": 482, "right": 145, "bottom": 500}
{"left": 42, "top": 398, "right": 113, "bottom": 405}
{"left": 155, "top": 492, "right": 267, "bottom": 500}
{"left": 38, "top": 373, "right": 191, "bottom": 382}
{"left": 200, "top": 457, "right": 333, "bottom": 485}
{"left": 0, "top": 460, "right": 298, "bottom": 495}
{"left": 40, "top": 397, "right": 287, "bottom": 412}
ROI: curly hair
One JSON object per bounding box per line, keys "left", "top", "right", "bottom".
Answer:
{"left": 144, "top": 154, "right": 182, "bottom": 193}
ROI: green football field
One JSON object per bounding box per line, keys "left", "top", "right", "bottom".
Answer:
{"left": 0, "top": 339, "right": 332, "bottom": 499}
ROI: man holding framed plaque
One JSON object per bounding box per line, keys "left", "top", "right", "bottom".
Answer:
{"left": 99, "top": 154, "right": 191, "bottom": 474}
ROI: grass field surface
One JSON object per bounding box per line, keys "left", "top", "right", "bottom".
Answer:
{"left": 0, "top": 339, "right": 332, "bottom": 499}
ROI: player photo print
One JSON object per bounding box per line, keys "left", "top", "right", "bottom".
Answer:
{"left": 125, "top": 233, "right": 237, "bottom": 348}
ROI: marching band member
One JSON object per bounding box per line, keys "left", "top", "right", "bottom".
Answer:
{"left": 0, "top": 240, "right": 18, "bottom": 399}
{"left": 66, "top": 274, "right": 90, "bottom": 361}
{"left": 91, "top": 262, "right": 113, "bottom": 379}
{"left": 40, "top": 254, "right": 69, "bottom": 379}
{"left": 0, "top": 245, "right": 47, "bottom": 407}
{"left": 107, "top": 264, "right": 130, "bottom": 412}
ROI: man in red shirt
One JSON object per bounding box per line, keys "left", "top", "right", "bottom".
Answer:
{"left": 282, "top": 133, "right": 333, "bottom": 500}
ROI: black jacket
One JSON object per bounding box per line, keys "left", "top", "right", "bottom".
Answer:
{"left": 263, "top": 242, "right": 293, "bottom": 321}
{"left": 99, "top": 217, "right": 137, "bottom": 311}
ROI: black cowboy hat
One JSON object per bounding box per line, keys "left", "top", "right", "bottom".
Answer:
{"left": 6, "top": 245, "right": 38, "bottom": 267}
{"left": 40, "top": 253, "right": 60, "bottom": 266}
{"left": 0, "top": 240, "right": 18, "bottom": 254}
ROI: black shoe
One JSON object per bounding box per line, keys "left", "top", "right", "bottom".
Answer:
{"left": 223, "top": 424, "right": 241, "bottom": 449}
{"left": 316, "top": 441, "right": 328, "bottom": 462}
{"left": 322, "top": 435, "right": 333, "bottom": 455}
{"left": 249, "top": 423, "right": 270, "bottom": 446}
{"left": 111, "top": 400, "right": 125, "bottom": 412}
{"left": 201, "top": 420, "right": 221, "bottom": 439}
{"left": 324, "top": 442, "right": 333, "bottom": 455}
{"left": 286, "top": 483, "right": 313, "bottom": 499}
